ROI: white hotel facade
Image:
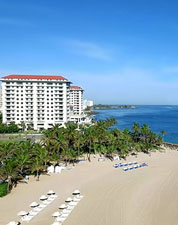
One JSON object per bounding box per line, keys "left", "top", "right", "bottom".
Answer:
{"left": 1, "top": 75, "right": 71, "bottom": 130}
{"left": 69, "top": 86, "right": 83, "bottom": 115}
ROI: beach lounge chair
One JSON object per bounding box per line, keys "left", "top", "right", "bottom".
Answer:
{"left": 119, "top": 163, "right": 124, "bottom": 167}
{"left": 69, "top": 201, "right": 78, "bottom": 206}
{"left": 33, "top": 207, "right": 42, "bottom": 212}
{"left": 133, "top": 161, "right": 138, "bottom": 164}
{"left": 62, "top": 209, "right": 72, "bottom": 214}
{"left": 73, "top": 197, "right": 80, "bottom": 202}
{"left": 29, "top": 210, "right": 38, "bottom": 216}
{"left": 128, "top": 166, "right": 133, "bottom": 170}
{"left": 61, "top": 213, "right": 69, "bottom": 218}
{"left": 123, "top": 167, "right": 128, "bottom": 171}
{"left": 67, "top": 205, "right": 75, "bottom": 210}
{"left": 113, "top": 164, "right": 119, "bottom": 168}
{"left": 52, "top": 212, "right": 61, "bottom": 217}
{"left": 141, "top": 162, "right": 148, "bottom": 167}
{"left": 21, "top": 215, "right": 33, "bottom": 222}
{"left": 134, "top": 165, "right": 138, "bottom": 169}
{"left": 51, "top": 222, "right": 62, "bottom": 225}
{"left": 98, "top": 158, "right": 105, "bottom": 162}
{"left": 128, "top": 162, "right": 133, "bottom": 165}
{"left": 55, "top": 217, "right": 66, "bottom": 222}
{"left": 76, "top": 195, "right": 84, "bottom": 199}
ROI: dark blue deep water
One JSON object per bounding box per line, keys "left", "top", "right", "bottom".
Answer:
{"left": 94, "top": 105, "right": 178, "bottom": 144}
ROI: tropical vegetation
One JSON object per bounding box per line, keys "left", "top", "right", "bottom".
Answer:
{"left": 0, "top": 119, "right": 165, "bottom": 196}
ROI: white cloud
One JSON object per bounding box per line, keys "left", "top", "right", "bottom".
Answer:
{"left": 62, "top": 39, "right": 112, "bottom": 61}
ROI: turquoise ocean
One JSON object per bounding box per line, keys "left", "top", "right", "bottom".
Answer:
{"left": 94, "top": 105, "right": 178, "bottom": 144}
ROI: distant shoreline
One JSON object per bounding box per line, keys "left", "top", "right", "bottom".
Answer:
{"left": 92, "top": 105, "right": 136, "bottom": 110}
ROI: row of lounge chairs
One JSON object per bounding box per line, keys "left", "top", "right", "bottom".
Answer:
{"left": 51, "top": 190, "right": 83, "bottom": 225}
{"left": 113, "top": 161, "right": 138, "bottom": 168}
{"left": 7, "top": 190, "right": 57, "bottom": 225}
{"left": 113, "top": 161, "right": 148, "bottom": 171}
{"left": 122, "top": 162, "right": 148, "bottom": 171}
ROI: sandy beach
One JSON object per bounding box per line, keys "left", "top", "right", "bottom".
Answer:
{"left": 1, "top": 149, "right": 178, "bottom": 225}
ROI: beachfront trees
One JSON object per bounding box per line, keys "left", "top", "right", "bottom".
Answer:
{"left": 0, "top": 119, "right": 164, "bottom": 194}
{"left": 0, "top": 158, "right": 21, "bottom": 192}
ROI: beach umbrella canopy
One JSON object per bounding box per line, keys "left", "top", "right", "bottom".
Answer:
{"left": 47, "top": 190, "right": 55, "bottom": 195}
{"left": 72, "top": 190, "right": 80, "bottom": 195}
{"left": 52, "top": 212, "right": 61, "bottom": 217}
{"left": 51, "top": 222, "right": 62, "bottom": 225}
{"left": 7, "top": 222, "right": 20, "bottom": 225}
{"left": 17, "top": 211, "right": 28, "bottom": 216}
{"left": 65, "top": 197, "right": 73, "bottom": 202}
{"left": 30, "top": 202, "right": 39, "bottom": 207}
{"left": 40, "top": 195, "right": 48, "bottom": 200}
{"left": 59, "top": 204, "right": 67, "bottom": 209}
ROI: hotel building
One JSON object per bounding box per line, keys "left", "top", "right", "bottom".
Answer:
{"left": 69, "top": 86, "right": 83, "bottom": 115}
{"left": 1, "top": 75, "right": 71, "bottom": 130}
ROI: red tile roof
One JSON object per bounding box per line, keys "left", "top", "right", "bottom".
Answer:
{"left": 2, "top": 74, "right": 68, "bottom": 81}
{"left": 70, "top": 86, "right": 82, "bottom": 89}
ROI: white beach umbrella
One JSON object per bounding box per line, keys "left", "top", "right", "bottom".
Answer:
{"left": 65, "top": 197, "right": 73, "bottom": 202}
{"left": 52, "top": 212, "right": 61, "bottom": 217}
{"left": 40, "top": 195, "right": 48, "bottom": 200}
{"left": 51, "top": 222, "right": 62, "bottom": 225}
{"left": 30, "top": 202, "right": 39, "bottom": 207}
{"left": 59, "top": 204, "right": 67, "bottom": 209}
{"left": 72, "top": 189, "right": 80, "bottom": 195}
{"left": 7, "top": 221, "right": 20, "bottom": 225}
{"left": 17, "top": 211, "right": 28, "bottom": 216}
{"left": 47, "top": 190, "right": 55, "bottom": 195}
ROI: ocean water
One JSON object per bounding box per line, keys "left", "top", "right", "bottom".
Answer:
{"left": 94, "top": 105, "right": 178, "bottom": 144}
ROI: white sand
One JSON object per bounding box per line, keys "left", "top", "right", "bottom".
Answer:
{"left": 1, "top": 149, "right": 178, "bottom": 225}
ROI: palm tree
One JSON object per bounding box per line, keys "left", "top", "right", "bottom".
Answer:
{"left": 0, "top": 158, "right": 22, "bottom": 192}
{"left": 132, "top": 122, "right": 140, "bottom": 142}
{"left": 160, "top": 130, "right": 166, "bottom": 141}
{"left": 31, "top": 143, "right": 48, "bottom": 181}
{"left": 19, "top": 121, "right": 26, "bottom": 131}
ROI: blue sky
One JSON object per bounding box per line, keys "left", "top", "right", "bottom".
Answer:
{"left": 0, "top": 0, "right": 178, "bottom": 104}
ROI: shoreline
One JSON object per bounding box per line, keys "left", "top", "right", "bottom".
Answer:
{"left": 1, "top": 148, "right": 178, "bottom": 225}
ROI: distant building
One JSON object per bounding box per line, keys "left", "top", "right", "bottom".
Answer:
{"left": 83, "top": 99, "right": 94, "bottom": 109}
{"left": 69, "top": 86, "right": 83, "bottom": 115}
{"left": 87, "top": 100, "right": 94, "bottom": 107}
{"left": 1, "top": 74, "right": 71, "bottom": 130}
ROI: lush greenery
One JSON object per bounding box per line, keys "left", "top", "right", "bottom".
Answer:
{"left": 0, "top": 182, "right": 8, "bottom": 197}
{"left": 0, "top": 119, "right": 164, "bottom": 195}
{"left": 92, "top": 104, "right": 136, "bottom": 110}
{"left": 0, "top": 122, "right": 19, "bottom": 133}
